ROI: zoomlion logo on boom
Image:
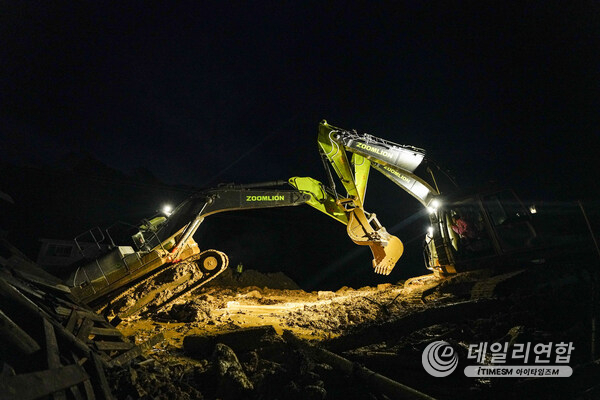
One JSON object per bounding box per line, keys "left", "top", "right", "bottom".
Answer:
{"left": 356, "top": 142, "right": 391, "bottom": 158}
{"left": 246, "top": 195, "right": 285, "bottom": 201}
{"left": 383, "top": 165, "right": 410, "bottom": 183}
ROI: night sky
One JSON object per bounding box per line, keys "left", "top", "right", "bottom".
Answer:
{"left": 1, "top": 2, "right": 599, "bottom": 288}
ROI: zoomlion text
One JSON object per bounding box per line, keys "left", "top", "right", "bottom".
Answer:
{"left": 356, "top": 142, "right": 391, "bottom": 158}
{"left": 383, "top": 165, "right": 410, "bottom": 182}
{"left": 246, "top": 195, "right": 285, "bottom": 201}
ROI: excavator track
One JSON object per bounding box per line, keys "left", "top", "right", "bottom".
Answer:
{"left": 470, "top": 269, "right": 526, "bottom": 300}
{"left": 96, "top": 249, "right": 228, "bottom": 319}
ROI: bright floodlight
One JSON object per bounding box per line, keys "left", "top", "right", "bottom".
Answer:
{"left": 428, "top": 199, "right": 441, "bottom": 214}
{"left": 529, "top": 205, "right": 537, "bottom": 214}
{"left": 427, "top": 226, "right": 434, "bottom": 236}
{"left": 162, "top": 204, "right": 173, "bottom": 216}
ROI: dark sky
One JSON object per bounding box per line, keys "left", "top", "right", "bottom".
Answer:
{"left": 3, "top": 1, "right": 599, "bottom": 195}
{"left": 1, "top": 2, "right": 600, "bottom": 287}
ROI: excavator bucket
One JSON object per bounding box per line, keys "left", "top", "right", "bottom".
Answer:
{"left": 346, "top": 207, "right": 404, "bottom": 275}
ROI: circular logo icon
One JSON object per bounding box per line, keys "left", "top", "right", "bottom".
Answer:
{"left": 422, "top": 341, "right": 458, "bottom": 377}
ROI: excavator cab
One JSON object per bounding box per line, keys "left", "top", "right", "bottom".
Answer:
{"left": 425, "top": 189, "right": 538, "bottom": 275}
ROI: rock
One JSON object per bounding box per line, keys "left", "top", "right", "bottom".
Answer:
{"left": 212, "top": 343, "right": 254, "bottom": 399}
{"left": 240, "top": 350, "right": 259, "bottom": 374}
{"left": 303, "top": 384, "right": 327, "bottom": 400}
{"left": 184, "top": 326, "right": 279, "bottom": 358}
{"left": 317, "top": 291, "right": 335, "bottom": 300}
{"left": 197, "top": 294, "right": 215, "bottom": 302}
{"left": 377, "top": 283, "right": 392, "bottom": 290}
{"left": 243, "top": 290, "right": 262, "bottom": 299}
{"left": 336, "top": 286, "right": 353, "bottom": 293}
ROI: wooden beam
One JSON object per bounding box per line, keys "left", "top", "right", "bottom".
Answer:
{"left": 88, "top": 352, "right": 113, "bottom": 400}
{"left": 0, "top": 309, "right": 40, "bottom": 355}
{"left": 76, "top": 319, "right": 95, "bottom": 341}
{"left": 109, "top": 332, "right": 164, "bottom": 367}
{"left": 65, "top": 310, "right": 80, "bottom": 334}
{"left": 43, "top": 318, "right": 67, "bottom": 400}
{"left": 94, "top": 341, "right": 134, "bottom": 352}
{"left": 0, "top": 364, "right": 89, "bottom": 400}
{"left": 89, "top": 327, "right": 122, "bottom": 337}
{"left": 0, "top": 278, "right": 108, "bottom": 367}
{"left": 71, "top": 352, "right": 96, "bottom": 400}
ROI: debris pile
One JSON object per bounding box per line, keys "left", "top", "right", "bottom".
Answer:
{"left": 0, "top": 239, "right": 165, "bottom": 400}
{"left": 119, "top": 262, "right": 600, "bottom": 399}
{"left": 2, "top": 232, "right": 599, "bottom": 399}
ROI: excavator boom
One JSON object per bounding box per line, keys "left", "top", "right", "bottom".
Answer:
{"left": 291, "top": 120, "right": 433, "bottom": 275}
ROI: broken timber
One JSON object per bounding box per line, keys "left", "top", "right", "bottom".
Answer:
{"left": 0, "top": 246, "right": 165, "bottom": 400}
{"left": 283, "top": 330, "right": 437, "bottom": 400}
{"left": 0, "top": 364, "right": 89, "bottom": 400}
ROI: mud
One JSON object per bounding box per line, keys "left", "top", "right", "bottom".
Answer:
{"left": 113, "top": 264, "right": 599, "bottom": 400}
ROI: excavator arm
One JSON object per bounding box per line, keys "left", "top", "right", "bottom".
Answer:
{"left": 317, "top": 120, "right": 439, "bottom": 207}
{"left": 291, "top": 120, "right": 442, "bottom": 276}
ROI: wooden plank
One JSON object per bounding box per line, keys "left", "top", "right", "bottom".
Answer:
{"left": 69, "top": 385, "right": 85, "bottom": 400}
{"left": 71, "top": 352, "right": 96, "bottom": 400}
{"left": 0, "top": 309, "right": 40, "bottom": 355}
{"left": 55, "top": 306, "right": 73, "bottom": 318}
{"left": 0, "top": 272, "right": 46, "bottom": 302}
{"left": 43, "top": 318, "right": 67, "bottom": 400}
{"left": 44, "top": 318, "right": 62, "bottom": 368}
{"left": 94, "top": 341, "right": 134, "bottom": 351}
{"left": 109, "top": 332, "right": 165, "bottom": 367}
{"left": 74, "top": 310, "right": 106, "bottom": 323}
{"left": 0, "top": 364, "right": 89, "bottom": 400}
{"left": 89, "top": 327, "right": 122, "bottom": 337}
{"left": 89, "top": 352, "right": 113, "bottom": 400}
{"left": 77, "top": 319, "right": 95, "bottom": 341}
{"left": 65, "top": 310, "right": 80, "bottom": 333}
{"left": 14, "top": 269, "right": 71, "bottom": 294}
{"left": 0, "top": 278, "right": 104, "bottom": 366}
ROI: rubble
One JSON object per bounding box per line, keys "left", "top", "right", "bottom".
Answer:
{"left": 1, "top": 229, "right": 599, "bottom": 399}
{"left": 0, "top": 238, "right": 166, "bottom": 400}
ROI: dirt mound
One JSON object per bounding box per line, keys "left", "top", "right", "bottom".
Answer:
{"left": 205, "top": 267, "right": 301, "bottom": 290}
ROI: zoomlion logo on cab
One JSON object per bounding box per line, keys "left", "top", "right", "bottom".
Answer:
{"left": 246, "top": 195, "right": 285, "bottom": 201}
{"left": 356, "top": 142, "right": 391, "bottom": 158}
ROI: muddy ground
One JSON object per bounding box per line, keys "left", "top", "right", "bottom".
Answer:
{"left": 112, "top": 263, "right": 600, "bottom": 400}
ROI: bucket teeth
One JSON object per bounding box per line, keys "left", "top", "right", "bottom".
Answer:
{"left": 369, "top": 234, "right": 404, "bottom": 275}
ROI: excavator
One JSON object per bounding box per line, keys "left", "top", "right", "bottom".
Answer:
{"left": 68, "top": 179, "right": 404, "bottom": 318}
{"left": 297, "top": 120, "right": 586, "bottom": 277}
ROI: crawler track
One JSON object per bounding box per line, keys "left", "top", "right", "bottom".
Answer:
{"left": 96, "top": 249, "right": 228, "bottom": 319}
